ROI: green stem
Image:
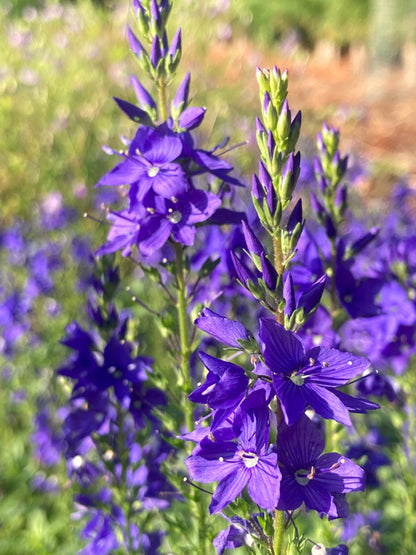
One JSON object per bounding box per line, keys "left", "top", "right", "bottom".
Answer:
{"left": 329, "top": 239, "right": 338, "bottom": 318}
{"left": 174, "top": 243, "right": 209, "bottom": 555}
{"left": 273, "top": 510, "right": 285, "bottom": 555}
{"left": 158, "top": 78, "right": 168, "bottom": 122}
{"left": 271, "top": 234, "right": 286, "bottom": 555}
{"left": 174, "top": 243, "right": 193, "bottom": 438}
{"left": 273, "top": 232, "right": 284, "bottom": 325}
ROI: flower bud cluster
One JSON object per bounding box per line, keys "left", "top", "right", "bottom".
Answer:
{"left": 313, "top": 123, "right": 349, "bottom": 236}
{"left": 231, "top": 221, "right": 283, "bottom": 313}
{"left": 128, "top": 0, "right": 180, "bottom": 88}
{"left": 253, "top": 68, "right": 303, "bottom": 266}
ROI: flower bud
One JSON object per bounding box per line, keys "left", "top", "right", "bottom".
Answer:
{"left": 150, "top": 0, "right": 162, "bottom": 34}
{"left": 286, "top": 198, "right": 303, "bottom": 234}
{"left": 256, "top": 66, "right": 271, "bottom": 96}
{"left": 270, "top": 66, "right": 288, "bottom": 109}
{"left": 260, "top": 252, "right": 278, "bottom": 290}
{"left": 263, "top": 92, "right": 278, "bottom": 130}
{"left": 280, "top": 151, "right": 300, "bottom": 203}
{"left": 334, "top": 184, "right": 348, "bottom": 219}
{"left": 267, "top": 182, "right": 278, "bottom": 216}
{"left": 172, "top": 72, "right": 190, "bottom": 115}
{"left": 325, "top": 213, "right": 336, "bottom": 239}
{"left": 252, "top": 173, "right": 263, "bottom": 200}
{"left": 298, "top": 274, "right": 327, "bottom": 316}
{"left": 277, "top": 100, "right": 291, "bottom": 142}
{"left": 178, "top": 106, "right": 206, "bottom": 130}
{"left": 286, "top": 110, "right": 302, "bottom": 152}
{"left": 242, "top": 221, "right": 264, "bottom": 259}
{"left": 169, "top": 28, "right": 182, "bottom": 63}
{"left": 131, "top": 76, "right": 157, "bottom": 112}
{"left": 258, "top": 161, "right": 272, "bottom": 192}
{"left": 231, "top": 252, "right": 257, "bottom": 289}
{"left": 127, "top": 27, "right": 146, "bottom": 60}
{"left": 283, "top": 272, "right": 296, "bottom": 317}
{"left": 134, "top": 2, "right": 149, "bottom": 36}
{"left": 150, "top": 35, "right": 163, "bottom": 69}
{"left": 347, "top": 227, "right": 380, "bottom": 258}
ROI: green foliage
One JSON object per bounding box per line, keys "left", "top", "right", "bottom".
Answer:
{"left": 229, "top": 0, "right": 370, "bottom": 47}
{"left": 0, "top": 0, "right": 136, "bottom": 222}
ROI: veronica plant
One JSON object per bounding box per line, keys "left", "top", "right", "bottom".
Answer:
{"left": 55, "top": 1, "right": 390, "bottom": 553}
{"left": 66, "top": 0, "right": 247, "bottom": 552}
{"left": 184, "top": 68, "right": 378, "bottom": 555}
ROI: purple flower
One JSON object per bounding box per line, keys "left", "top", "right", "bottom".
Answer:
{"left": 213, "top": 525, "right": 246, "bottom": 554}
{"left": 137, "top": 189, "right": 221, "bottom": 256}
{"left": 58, "top": 322, "right": 151, "bottom": 408}
{"left": 189, "top": 351, "right": 249, "bottom": 410}
{"left": 277, "top": 415, "right": 365, "bottom": 519}
{"left": 194, "top": 307, "right": 256, "bottom": 349}
{"left": 97, "top": 125, "right": 188, "bottom": 205}
{"left": 186, "top": 390, "right": 281, "bottom": 513}
{"left": 259, "top": 318, "right": 374, "bottom": 426}
{"left": 96, "top": 210, "right": 142, "bottom": 257}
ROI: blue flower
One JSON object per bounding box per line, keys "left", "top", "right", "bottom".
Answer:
{"left": 137, "top": 189, "right": 221, "bottom": 256}
{"left": 277, "top": 415, "right": 365, "bottom": 519}
{"left": 259, "top": 318, "right": 377, "bottom": 426}
{"left": 189, "top": 351, "right": 249, "bottom": 410}
{"left": 186, "top": 390, "right": 281, "bottom": 513}
{"left": 97, "top": 124, "right": 188, "bottom": 205}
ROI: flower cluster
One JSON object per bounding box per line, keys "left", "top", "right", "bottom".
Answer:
{"left": 57, "top": 257, "right": 171, "bottom": 553}
{"left": 186, "top": 310, "right": 371, "bottom": 518}
{"left": 47, "top": 1, "right": 416, "bottom": 554}
{"left": 95, "top": 2, "right": 242, "bottom": 262}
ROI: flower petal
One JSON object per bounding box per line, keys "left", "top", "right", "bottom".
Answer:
{"left": 302, "top": 383, "right": 352, "bottom": 425}
{"left": 272, "top": 375, "right": 306, "bottom": 425}
{"left": 276, "top": 415, "right": 324, "bottom": 470}
{"left": 195, "top": 308, "right": 254, "bottom": 349}
{"left": 209, "top": 465, "right": 250, "bottom": 513}
{"left": 259, "top": 318, "right": 304, "bottom": 376}
{"left": 96, "top": 158, "right": 146, "bottom": 187}
{"left": 247, "top": 453, "right": 281, "bottom": 510}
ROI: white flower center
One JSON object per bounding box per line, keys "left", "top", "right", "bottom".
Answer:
{"left": 168, "top": 210, "right": 182, "bottom": 224}
{"left": 239, "top": 450, "right": 259, "bottom": 468}
{"left": 147, "top": 166, "right": 160, "bottom": 177}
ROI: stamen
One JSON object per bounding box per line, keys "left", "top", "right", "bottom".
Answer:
{"left": 307, "top": 466, "right": 316, "bottom": 479}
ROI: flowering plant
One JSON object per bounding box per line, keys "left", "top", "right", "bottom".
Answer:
{"left": 32, "top": 1, "right": 416, "bottom": 554}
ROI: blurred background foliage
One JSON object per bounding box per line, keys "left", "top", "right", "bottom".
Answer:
{"left": 1, "top": 0, "right": 415, "bottom": 553}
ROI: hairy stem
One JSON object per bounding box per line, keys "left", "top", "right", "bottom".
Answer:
{"left": 174, "top": 243, "right": 193, "bottom": 438}
{"left": 273, "top": 509, "right": 285, "bottom": 555}
{"left": 158, "top": 78, "right": 168, "bottom": 122}
{"left": 174, "top": 243, "right": 209, "bottom": 555}
{"left": 273, "top": 232, "right": 284, "bottom": 325}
